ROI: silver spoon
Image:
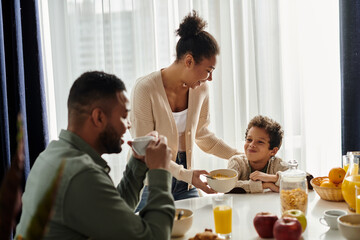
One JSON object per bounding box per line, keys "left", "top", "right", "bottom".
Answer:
{"left": 177, "top": 210, "right": 184, "bottom": 220}
{"left": 204, "top": 174, "right": 215, "bottom": 180}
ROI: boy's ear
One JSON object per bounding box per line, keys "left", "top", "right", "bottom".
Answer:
{"left": 270, "top": 147, "right": 279, "bottom": 156}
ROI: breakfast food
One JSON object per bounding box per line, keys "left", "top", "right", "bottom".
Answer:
{"left": 328, "top": 167, "right": 346, "bottom": 184}
{"left": 188, "top": 229, "right": 224, "bottom": 240}
{"left": 320, "top": 180, "right": 336, "bottom": 188}
{"left": 318, "top": 167, "right": 346, "bottom": 188}
{"left": 280, "top": 188, "right": 308, "bottom": 213}
{"left": 212, "top": 174, "right": 235, "bottom": 180}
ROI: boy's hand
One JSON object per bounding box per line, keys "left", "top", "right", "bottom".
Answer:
{"left": 250, "top": 171, "right": 278, "bottom": 183}
{"left": 262, "top": 182, "right": 279, "bottom": 192}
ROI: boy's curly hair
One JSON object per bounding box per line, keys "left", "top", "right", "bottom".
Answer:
{"left": 245, "top": 115, "right": 284, "bottom": 150}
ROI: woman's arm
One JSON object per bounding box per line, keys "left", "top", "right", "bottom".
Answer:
{"left": 195, "top": 93, "right": 240, "bottom": 159}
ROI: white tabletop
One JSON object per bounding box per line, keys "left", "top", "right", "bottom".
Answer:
{"left": 173, "top": 190, "right": 349, "bottom": 240}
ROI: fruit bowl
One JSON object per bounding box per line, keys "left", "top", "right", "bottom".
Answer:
{"left": 310, "top": 177, "right": 344, "bottom": 202}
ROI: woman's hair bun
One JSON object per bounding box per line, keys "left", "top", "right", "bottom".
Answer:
{"left": 176, "top": 10, "right": 207, "bottom": 39}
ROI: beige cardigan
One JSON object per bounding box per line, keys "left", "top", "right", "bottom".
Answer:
{"left": 227, "top": 153, "right": 289, "bottom": 193}
{"left": 130, "top": 70, "right": 240, "bottom": 184}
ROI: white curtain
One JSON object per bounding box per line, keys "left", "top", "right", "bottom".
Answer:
{"left": 39, "top": 0, "right": 341, "bottom": 184}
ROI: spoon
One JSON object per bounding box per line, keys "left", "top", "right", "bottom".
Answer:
{"left": 177, "top": 210, "right": 184, "bottom": 220}
{"left": 203, "top": 174, "right": 215, "bottom": 180}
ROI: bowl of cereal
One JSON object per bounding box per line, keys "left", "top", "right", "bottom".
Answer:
{"left": 207, "top": 169, "right": 238, "bottom": 193}
{"left": 338, "top": 214, "right": 360, "bottom": 240}
{"left": 171, "top": 208, "right": 193, "bottom": 237}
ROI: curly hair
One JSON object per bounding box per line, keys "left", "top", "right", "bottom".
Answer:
{"left": 175, "top": 10, "right": 219, "bottom": 63}
{"left": 245, "top": 115, "right": 284, "bottom": 150}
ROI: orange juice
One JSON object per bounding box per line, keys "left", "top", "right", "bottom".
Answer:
{"left": 213, "top": 205, "right": 232, "bottom": 234}
{"left": 351, "top": 163, "right": 359, "bottom": 175}
{"left": 342, "top": 175, "right": 360, "bottom": 211}
{"left": 356, "top": 195, "right": 360, "bottom": 214}
{"left": 344, "top": 164, "right": 349, "bottom": 173}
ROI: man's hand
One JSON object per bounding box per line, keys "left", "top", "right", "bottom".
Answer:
{"left": 128, "top": 131, "right": 159, "bottom": 162}
{"left": 144, "top": 135, "right": 172, "bottom": 171}
{"left": 250, "top": 171, "right": 278, "bottom": 183}
{"left": 191, "top": 170, "right": 216, "bottom": 194}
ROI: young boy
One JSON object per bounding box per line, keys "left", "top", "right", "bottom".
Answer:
{"left": 227, "top": 115, "right": 289, "bottom": 193}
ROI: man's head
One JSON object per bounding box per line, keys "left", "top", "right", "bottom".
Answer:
{"left": 68, "top": 71, "right": 130, "bottom": 154}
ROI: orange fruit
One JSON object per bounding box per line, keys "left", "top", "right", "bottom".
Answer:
{"left": 320, "top": 177, "right": 329, "bottom": 184}
{"left": 336, "top": 182, "right": 342, "bottom": 188}
{"left": 328, "top": 167, "right": 346, "bottom": 184}
{"left": 320, "top": 180, "right": 336, "bottom": 188}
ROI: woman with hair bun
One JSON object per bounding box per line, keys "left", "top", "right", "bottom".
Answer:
{"left": 130, "top": 11, "right": 240, "bottom": 211}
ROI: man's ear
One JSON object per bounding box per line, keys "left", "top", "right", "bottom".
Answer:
{"left": 91, "top": 108, "right": 107, "bottom": 128}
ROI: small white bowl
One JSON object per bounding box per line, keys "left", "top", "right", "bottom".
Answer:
{"left": 207, "top": 169, "right": 238, "bottom": 193}
{"left": 338, "top": 214, "right": 360, "bottom": 240}
{"left": 131, "top": 136, "right": 155, "bottom": 156}
{"left": 171, "top": 208, "right": 193, "bottom": 237}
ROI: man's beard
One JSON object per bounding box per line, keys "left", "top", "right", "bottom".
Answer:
{"left": 98, "top": 124, "right": 122, "bottom": 154}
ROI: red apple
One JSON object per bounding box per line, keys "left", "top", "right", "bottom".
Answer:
{"left": 273, "top": 217, "right": 302, "bottom": 240}
{"left": 253, "top": 212, "right": 278, "bottom": 238}
{"left": 282, "top": 209, "right": 307, "bottom": 232}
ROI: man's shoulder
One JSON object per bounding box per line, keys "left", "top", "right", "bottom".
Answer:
{"left": 36, "top": 140, "right": 102, "bottom": 177}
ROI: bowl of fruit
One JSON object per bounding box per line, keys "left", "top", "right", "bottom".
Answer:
{"left": 310, "top": 167, "right": 346, "bottom": 202}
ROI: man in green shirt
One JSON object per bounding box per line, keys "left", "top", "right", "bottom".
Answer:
{"left": 15, "top": 71, "right": 175, "bottom": 239}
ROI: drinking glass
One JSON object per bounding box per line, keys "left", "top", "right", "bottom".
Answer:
{"left": 356, "top": 186, "right": 360, "bottom": 214}
{"left": 343, "top": 155, "right": 350, "bottom": 173}
{"left": 212, "top": 195, "right": 232, "bottom": 239}
{"left": 342, "top": 152, "right": 360, "bottom": 212}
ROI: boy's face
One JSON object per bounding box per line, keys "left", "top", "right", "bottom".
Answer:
{"left": 244, "top": 126, "right": 277, "bottom": 164}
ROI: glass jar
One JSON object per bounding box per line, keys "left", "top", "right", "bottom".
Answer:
{"left": 280, "top": 160, "right": 308, "bottom": 214}
{"left": 342, "top": 152, "right": 360, "bottom": 212}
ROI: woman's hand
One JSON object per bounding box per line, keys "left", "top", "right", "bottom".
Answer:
{"left": 191, "top": 170, "right": 217, "bottom": 194}
{"left": 250, "top": 171, "right": 278, "bottom": 183}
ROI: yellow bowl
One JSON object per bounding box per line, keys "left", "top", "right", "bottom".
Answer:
{"left": 207, "top": 169, "right": 238, "bottom": 193}
{"left": 310, "top": 177, "right": 344, "bottom": 202}
{"left": 171, "top": 208, "right": 193, "bottom": 237}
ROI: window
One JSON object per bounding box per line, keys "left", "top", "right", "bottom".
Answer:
{"left": 39, "top": 0, "right": 341, "bottom": 184}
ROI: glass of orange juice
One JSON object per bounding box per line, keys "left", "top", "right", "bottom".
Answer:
{"left": 343, "top": 155, "right": 350, "bottom": 173}
{"left": 213, "top": 195, "right": 232, "bottom": 239}
{"left": 342, "top": 152, "right": 360, "bottom": 211}
{"left": 356, "top": 186, "right": 360, "bottom": 214}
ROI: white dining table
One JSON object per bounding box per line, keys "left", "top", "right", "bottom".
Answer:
{"left": 172, "top": 190, "right": 350, "bottom": 240}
